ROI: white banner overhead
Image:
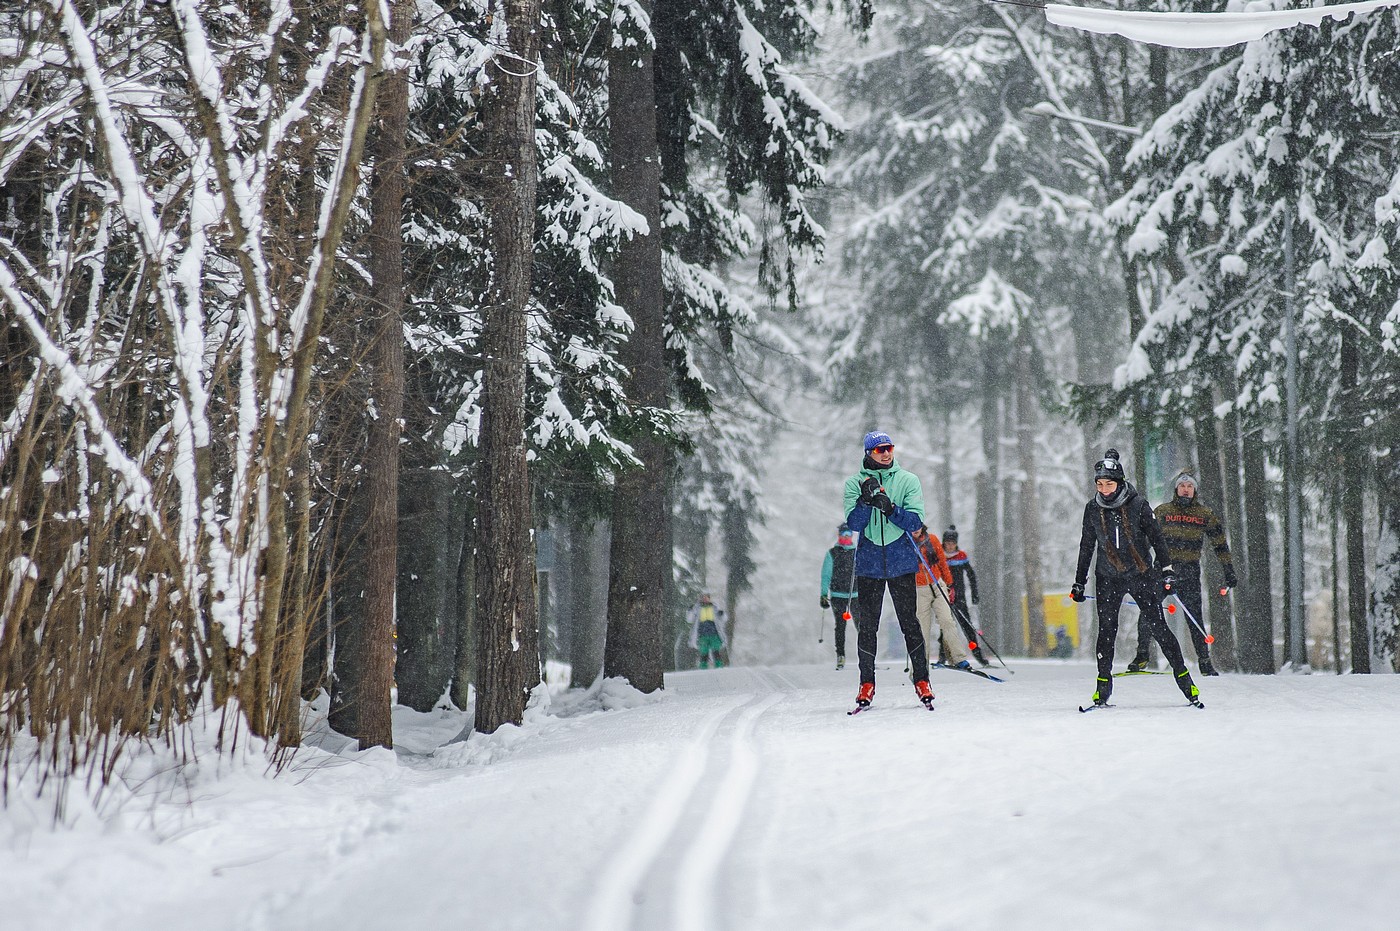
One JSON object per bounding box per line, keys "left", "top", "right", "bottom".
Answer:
{"left": 1044, "top": 0, "right": 1400, "bottom": 48}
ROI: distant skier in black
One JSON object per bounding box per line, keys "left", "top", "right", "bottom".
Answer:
{"left": 1069, "top": 449, "right": 1200, "bottom": 708}
{"left": 1127, "top": 469, "right": 1237, "bottom": 676}
{"left": 941, "top": 525, "right": 988, "bottom": 666}
{"left": 820, "top": 524, "right": 859, "bottom": 670}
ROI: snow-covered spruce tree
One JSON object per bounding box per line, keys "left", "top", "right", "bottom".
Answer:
{"left": 600, "top": 0, "right": 870, "bottom": 688}
{"left": 1110, "top": 9, "right": 1400, "bottom": 672}
{"left": 333, "top": 0, "right": 648, "bottom": 715}
{"left": 0, "top": 0, "right": 387, "bottom": 771}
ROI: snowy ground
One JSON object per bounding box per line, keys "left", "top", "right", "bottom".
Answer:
{"left": 4, "top": 660, "right": 1398, "bottom": 931}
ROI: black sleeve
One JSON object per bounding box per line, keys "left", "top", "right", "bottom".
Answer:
{"left": 965, "top": 560, "right": 979, "bottom": 601}
{"left": 1206, "top": 508, "right": 1233, "bottom": 568}
{"left": 1075, "top": 503, "right": 1096, "bottom": 585}
{"left": 1140, "top": 498, "right": 1172, "bottom": 569}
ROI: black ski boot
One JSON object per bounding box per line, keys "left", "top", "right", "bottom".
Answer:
{"left": 1091, "top": 676, "right": 1112, "bottom": 706}
{"left": 1176, "top": 669, "right": 1203, "bottom": 706}
{"left": 1079, "top": 676, "right": 1114, "bottom": 712}
{"left": 1126, "top": 656, "right": 1150, "bottom": 673}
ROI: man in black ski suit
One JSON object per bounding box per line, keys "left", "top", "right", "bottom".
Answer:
{"left": 1069, "top": 449, "right": 1200, "bottom": 708}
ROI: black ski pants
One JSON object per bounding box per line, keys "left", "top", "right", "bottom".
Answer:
{"left": 829, "top": 597, "right": 857, "bottom": 656}
{"left": 1096, "top": 573, "right": 1187, "bottom": 682}
{"left": 1133, "top": 564, "right": 1212, "bottom": 668}
{"left": 856, "top": 573, "right": 927, "bottom": 685}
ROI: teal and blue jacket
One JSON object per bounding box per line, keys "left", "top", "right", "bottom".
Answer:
{"left": 843, "top": 460, "right": 925, "bottom": 579}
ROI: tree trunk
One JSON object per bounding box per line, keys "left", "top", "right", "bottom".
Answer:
{"left": 604, "top": 1, "right": 669, "bottom": 694}
{"left": 1016, "top": 333, "right": 1047, "bottom": 658}
{"left": 329, "top": 488, "right": 369, "bottom": 735}
{"left": 1331, "top": 507, "right": 1343, "bottom": 672}
{"left": 396, "top": 464, "right": 456, "bottom": 711}
{"left": 450, "top": 490, "right": 475, "bottom": 710}
{"left": 1371, "top": 450, "right": 1400, "bottom": 672}
{"left": 974, "top": 348, "right": 1003, "bottom": 653}
{"left": 1121, "top": 246, "right": 1148, "bottom": 492}
{"left": 1340, "top": 327, "right": 1371, "bottom": 673}
{"left": 721, "top": 498, "right": 753, "bottom": 661}
{"left": 1218, "top": 387, "right": 1250, "bottom": 672}
{"left": 342, "top": 0, "right": 414, "bottom": 749}
{"left": 474, "top": 0, "right": 544, "bottom": 733}
{"left": 568, "top": 519, "right": 609, "bottom": 687}
{"left": 1238, "top": 426, "right": 1276, "bottom": 673}
{"left": 939, "top": 406, "right": 954, "bottom": 530}
{"left": 1194, "top": 392, "right": 1237, "bottom": 670}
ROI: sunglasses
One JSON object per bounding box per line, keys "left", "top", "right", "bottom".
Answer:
{"left": 872, "top": 444, "right": 894, "bottom": 453}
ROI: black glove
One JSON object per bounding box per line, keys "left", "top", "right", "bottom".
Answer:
{"left": 1160, "top": 565, "right": 1177, "bottom": 594}
{"left": 870, "top": 491, "right": 895, "bottom": 517}
{"left": 1070, "top": 582, "right": 1086, "bottom": 603}
{"left": 971, "top": 593, "right": 979, "bottom": 605}
{"left": 1223, "top": 567, "right": 1238, "bottom": 589}
{"left": 858, "top": 476, "right": 881, "bottom": 505}
{"left": 820, "top": 595, "right": 830, "bottom": 609}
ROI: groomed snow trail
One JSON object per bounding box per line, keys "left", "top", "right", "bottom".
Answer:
{"left": 583, "top": 670, "right": 785, "bottom": 931}
{"left": 4, "top": 660, "right": 1399, "bottom": 931}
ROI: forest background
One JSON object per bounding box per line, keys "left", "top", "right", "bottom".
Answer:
{"left": 2, "top": 0, "right": 1399, "bottom": 791}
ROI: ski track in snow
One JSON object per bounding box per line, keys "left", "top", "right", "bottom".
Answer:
{"left": 588, "top": 667, "right": 786, "bottom": 931}
{"left": 581, "top": 695, "right": 744, "bottom": 931}
{"left": 672, "top": 687, "right": 784, "bottom": 931}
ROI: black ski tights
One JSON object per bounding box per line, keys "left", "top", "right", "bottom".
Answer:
{"left": 1134, "top": 565, "right": 1212, "bottom": 669}
{"left": 856, "top": 573, "right": 927, "bottom": 685}
{"left": 829, "top": 597, "right": 856, "bottom": 656}
{"left": 1095, "top": 573, "right": 1187, "bottom": 682}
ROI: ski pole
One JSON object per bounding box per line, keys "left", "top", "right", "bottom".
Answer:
{"left": 817, "top": 606, "right": 825, "bottom": 644}
{"left": 1165, "top": 594, "right": 1213, "bottom": 644}
{"left": 1074, "top": 592, "right": 1200, "bottom": 633}
{"left": 961, "top": 605, "right": 1014, "bottom": 673}
{"left": 905, "top": 528, "right": 1014, "bottom": 673}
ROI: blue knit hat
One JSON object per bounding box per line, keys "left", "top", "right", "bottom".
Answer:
{"left": 863, "top": 430, "right": 894, "bottom": 451}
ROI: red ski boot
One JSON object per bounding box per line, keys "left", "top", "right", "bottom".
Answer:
{"left": 848, "top": 682, "right": 875, "bottom": 715}
{"left": 914, "top": 679, "right": 935, "bottom": 710}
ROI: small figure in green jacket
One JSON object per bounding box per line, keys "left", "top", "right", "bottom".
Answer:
{"left": 687, "top": 593, "right": 728, "bottom": 668}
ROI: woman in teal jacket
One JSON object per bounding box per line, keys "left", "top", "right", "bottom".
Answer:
{"left": 843, "top": 431, "right": 931, "bottom": 710}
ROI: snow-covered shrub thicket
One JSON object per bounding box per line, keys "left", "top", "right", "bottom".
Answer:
{"left": 0, "top": 0, "right": 686, "bottom": 776}
{"left": 1, "top": 0, "right": 392, "bottom": 776}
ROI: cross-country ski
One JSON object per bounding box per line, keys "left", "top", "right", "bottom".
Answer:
{"left": 933, "top": 661, "right": 1006, "bottom": 683}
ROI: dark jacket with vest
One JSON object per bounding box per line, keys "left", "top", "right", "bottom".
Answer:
{"left": 1074, "top": 483, "right": 1171, "bottom": 585}
{"left": 821, "top": 541, "right": 859, "bottom": 599}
